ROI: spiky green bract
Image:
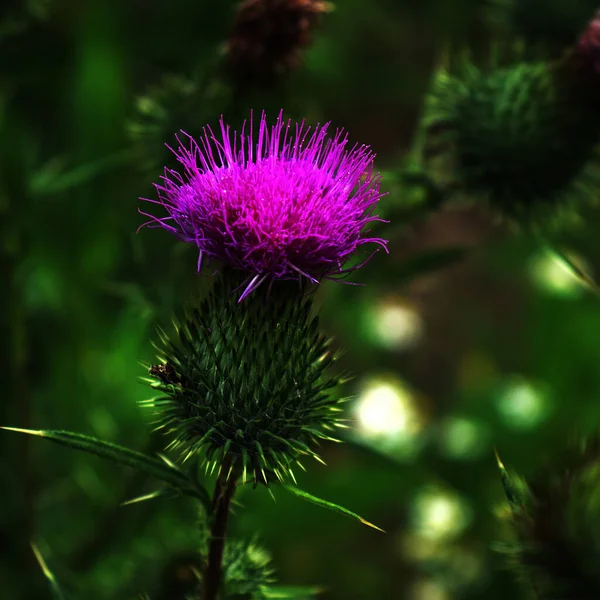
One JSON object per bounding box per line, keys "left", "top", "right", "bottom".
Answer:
{"left": 497, "top": 435, "right": 600, "bottom": 599}
{"left": 425, "top": 57, "right": 600, "bottom": 228}
{"left": 147, "top": 270, "right": 345, "bottom": 484}
{"left": 485, "top": 0, "right": 598, "bottom": 55}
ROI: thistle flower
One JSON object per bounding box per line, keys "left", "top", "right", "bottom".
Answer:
{"left": 497, "top": 436, "right": 600, "bottom": 598}
{"left": 424, "top": 58, "right": 600, "bottom": 227}
{"left": 146, "top": 269, "right": 345, "bottom": 484}
{"left": 226, "top": 0, "right": 333, "bottom": 80}
{"left": 141, "top": 112, "right": 386, "bottom": 299}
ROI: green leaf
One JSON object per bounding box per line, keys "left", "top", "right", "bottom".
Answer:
{"left": 263, "top": 585, "right": 324, "bottom": 598}
{"left": 1, "top": 427, "right": 210, "bottom": 510}
{"left": 282, "top": 485, "right": 385, "bottom": 532}
{"left": 31, "top": 544, "right": 67, "bottom": 600}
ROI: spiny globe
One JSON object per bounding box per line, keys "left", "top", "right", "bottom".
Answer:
{"left": 425, "top": 59, "right": 600, "bottom": 227}
{"left": 498, "top": 435, "right": 600, "bottom": 598}
{"left": 145, "top": 270, "right": 345, "bottom": 484}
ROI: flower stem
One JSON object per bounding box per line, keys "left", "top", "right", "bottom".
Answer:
{"left": 203, "top": 464, "right": 238, "bottom": 600}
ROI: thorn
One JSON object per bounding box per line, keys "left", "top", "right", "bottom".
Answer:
{"left": 1, "top": 426, "right": 45, "bottom": 436}
{"left": 288, "top": 468, "right": 297, "bottom": 485}
{"left": 360, "top": 518, "right": 386, "bottom": 533}
{"left": 182, "top": 449, "right": 196, "bottom": 464}
{"left": 31, "top": 543, "right": 53, "bottom": 579}
{"left": 157, "top": 453, "right": 178, "bottom": 469}
{"left": 121, "top": 490, "right": 168, "bottom": 506}
{"left": 493, "top": 446, "right": 505, "bottom": 470}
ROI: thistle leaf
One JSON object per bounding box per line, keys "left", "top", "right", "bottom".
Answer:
{"left": 31, "top": 544, "right": 67, "bottom": 600}
{"left": 282, "top": 485, "right": 385, "bottom": 532}
{"left": 1, "top": 427, "right": 210, "bottom": 509}
{"left": 263, "top": 585, "right": 324, "bottom": 598}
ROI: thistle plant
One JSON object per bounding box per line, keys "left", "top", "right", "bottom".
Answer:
{"left": 3, "top": 112, "right": 386, "bottom": 600}
{"left": 142, "top": 111, "right": 386, "bottom": 598}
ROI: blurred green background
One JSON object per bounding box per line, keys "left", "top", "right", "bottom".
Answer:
{"left": 3, "top": 0, "right": 600, "bottom": 598}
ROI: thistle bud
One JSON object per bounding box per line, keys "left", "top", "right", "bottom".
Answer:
{"left": 424, "top": 58, "right": 600, "bottom": 228}
{"left": 147, "top": 270, "right": 345, "bottom": 484}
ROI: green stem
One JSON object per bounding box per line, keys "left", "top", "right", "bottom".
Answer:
{"left": 203, "top": 464, "right": 238, "bottom": 600}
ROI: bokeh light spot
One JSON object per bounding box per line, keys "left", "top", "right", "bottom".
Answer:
{"left": 410, "top": 579, "right": 449, "bottom": 600}
{"left": 496, "top": 378, "right": 551, "bottom": 430}
{"left": 367, "top": 298, "right": 424, "bottom": 350}
{"left": 439, "top": 417, "right": 487, "bottom": 460}
{"left": 354, "top": 376, "right": 425, "bottom": 459}
{"left": 355, "top": 378, "right": 421, "bottom": 437}
{"left": 410, "top": 488, "right": 472, "bottom": 542}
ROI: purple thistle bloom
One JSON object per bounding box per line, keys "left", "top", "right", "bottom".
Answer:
{"left": 141, "top": 111, "right": 387, "bottom": 299}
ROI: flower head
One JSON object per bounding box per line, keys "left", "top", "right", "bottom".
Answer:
{"left": 142, "top": 112, "right": 386, "bottom": 299}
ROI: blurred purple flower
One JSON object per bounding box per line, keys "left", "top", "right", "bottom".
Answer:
{"left": 577, "top": 10, "right": 600, "bottom": 72}
{"left": 141, "top": 112, "right": 387, "bottom": 299}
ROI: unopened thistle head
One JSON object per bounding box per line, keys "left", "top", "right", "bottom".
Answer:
{"left": 141, "top": 112, "right": 386, "bottom": 299}
{"left": 226, "top": 0, "right": 332, "bottom": 80}
{"left": 424, "top": 58, "right": 600, "bottom": 227}
{"left": 145, "top": 269, "right": 346, "bottom": 484}
{"left": 497, "top": 435, "right": 600, "bottom": 598}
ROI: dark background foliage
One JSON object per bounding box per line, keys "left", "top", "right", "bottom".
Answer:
{"left": 4, "top": 0, "right": 600, "bottom": 598}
